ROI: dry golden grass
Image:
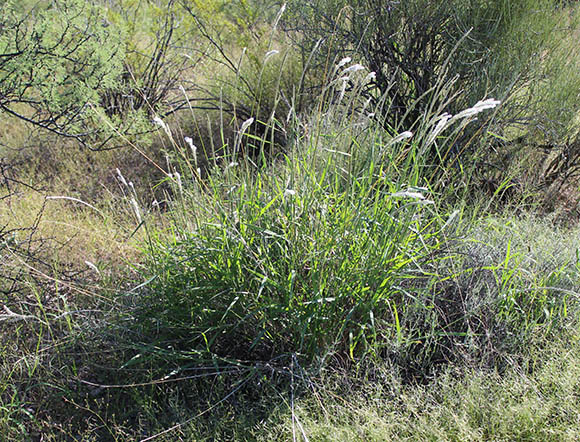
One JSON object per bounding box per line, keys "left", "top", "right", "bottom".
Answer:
{"left": 0, "top": 189, "right": 143, "bottom": 274}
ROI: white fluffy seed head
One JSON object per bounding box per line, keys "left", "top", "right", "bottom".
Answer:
{"left": 184, "top": 137, "right": 197, "bottom": 156}
{"left": 343, "top": 63, "right": 366, "bottom": 74}
{"left": 450, "top": 98, "right": 501, "bottom": 123}
{"left": 130, "top": 198, "right": 142, "bottom": 223}
{"left": 174, "top": 171, "right": 183, "bottom": 195}
{"left": 85, "top": 260, "right": 101, "bottom": 275}
{"left": 265, "top": 50, "right": 279, "bottom": 62}
{"left": 426, "top": 113, "right": 452, "bottom": 146}
{"left": 338, "top": 78, "right": 348, "bottom": 103}
{"left": 116, "top": 168, "right": 128, "bottom": 187}
{"left": 153, "top": 116, "right": 171, "bottom": 137}
{"left": 240, "top": 117, "right": 254, "bottom": 134}
{"left": 388, "top": 131, "right": 413, "bottom": 147}
{"left": 337, "top": 57, "right": 352, "bottom": 69}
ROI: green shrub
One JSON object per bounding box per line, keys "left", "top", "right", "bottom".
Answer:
{"left": 0, "top": 0, "right": 126, "bottom": 143}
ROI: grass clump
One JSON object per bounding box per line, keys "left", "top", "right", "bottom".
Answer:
{"left": 127, "top": 69, "right": 572, "bottom": 382}
{"left": 131, "top": 65, "right": 450, "bottom": 371}
{"left": 138, "top": 151, "right": 440, "bottom": 365}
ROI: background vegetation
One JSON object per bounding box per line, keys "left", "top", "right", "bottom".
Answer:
{"left": 1, "top": 0, "right": 580, "bottom": 440}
